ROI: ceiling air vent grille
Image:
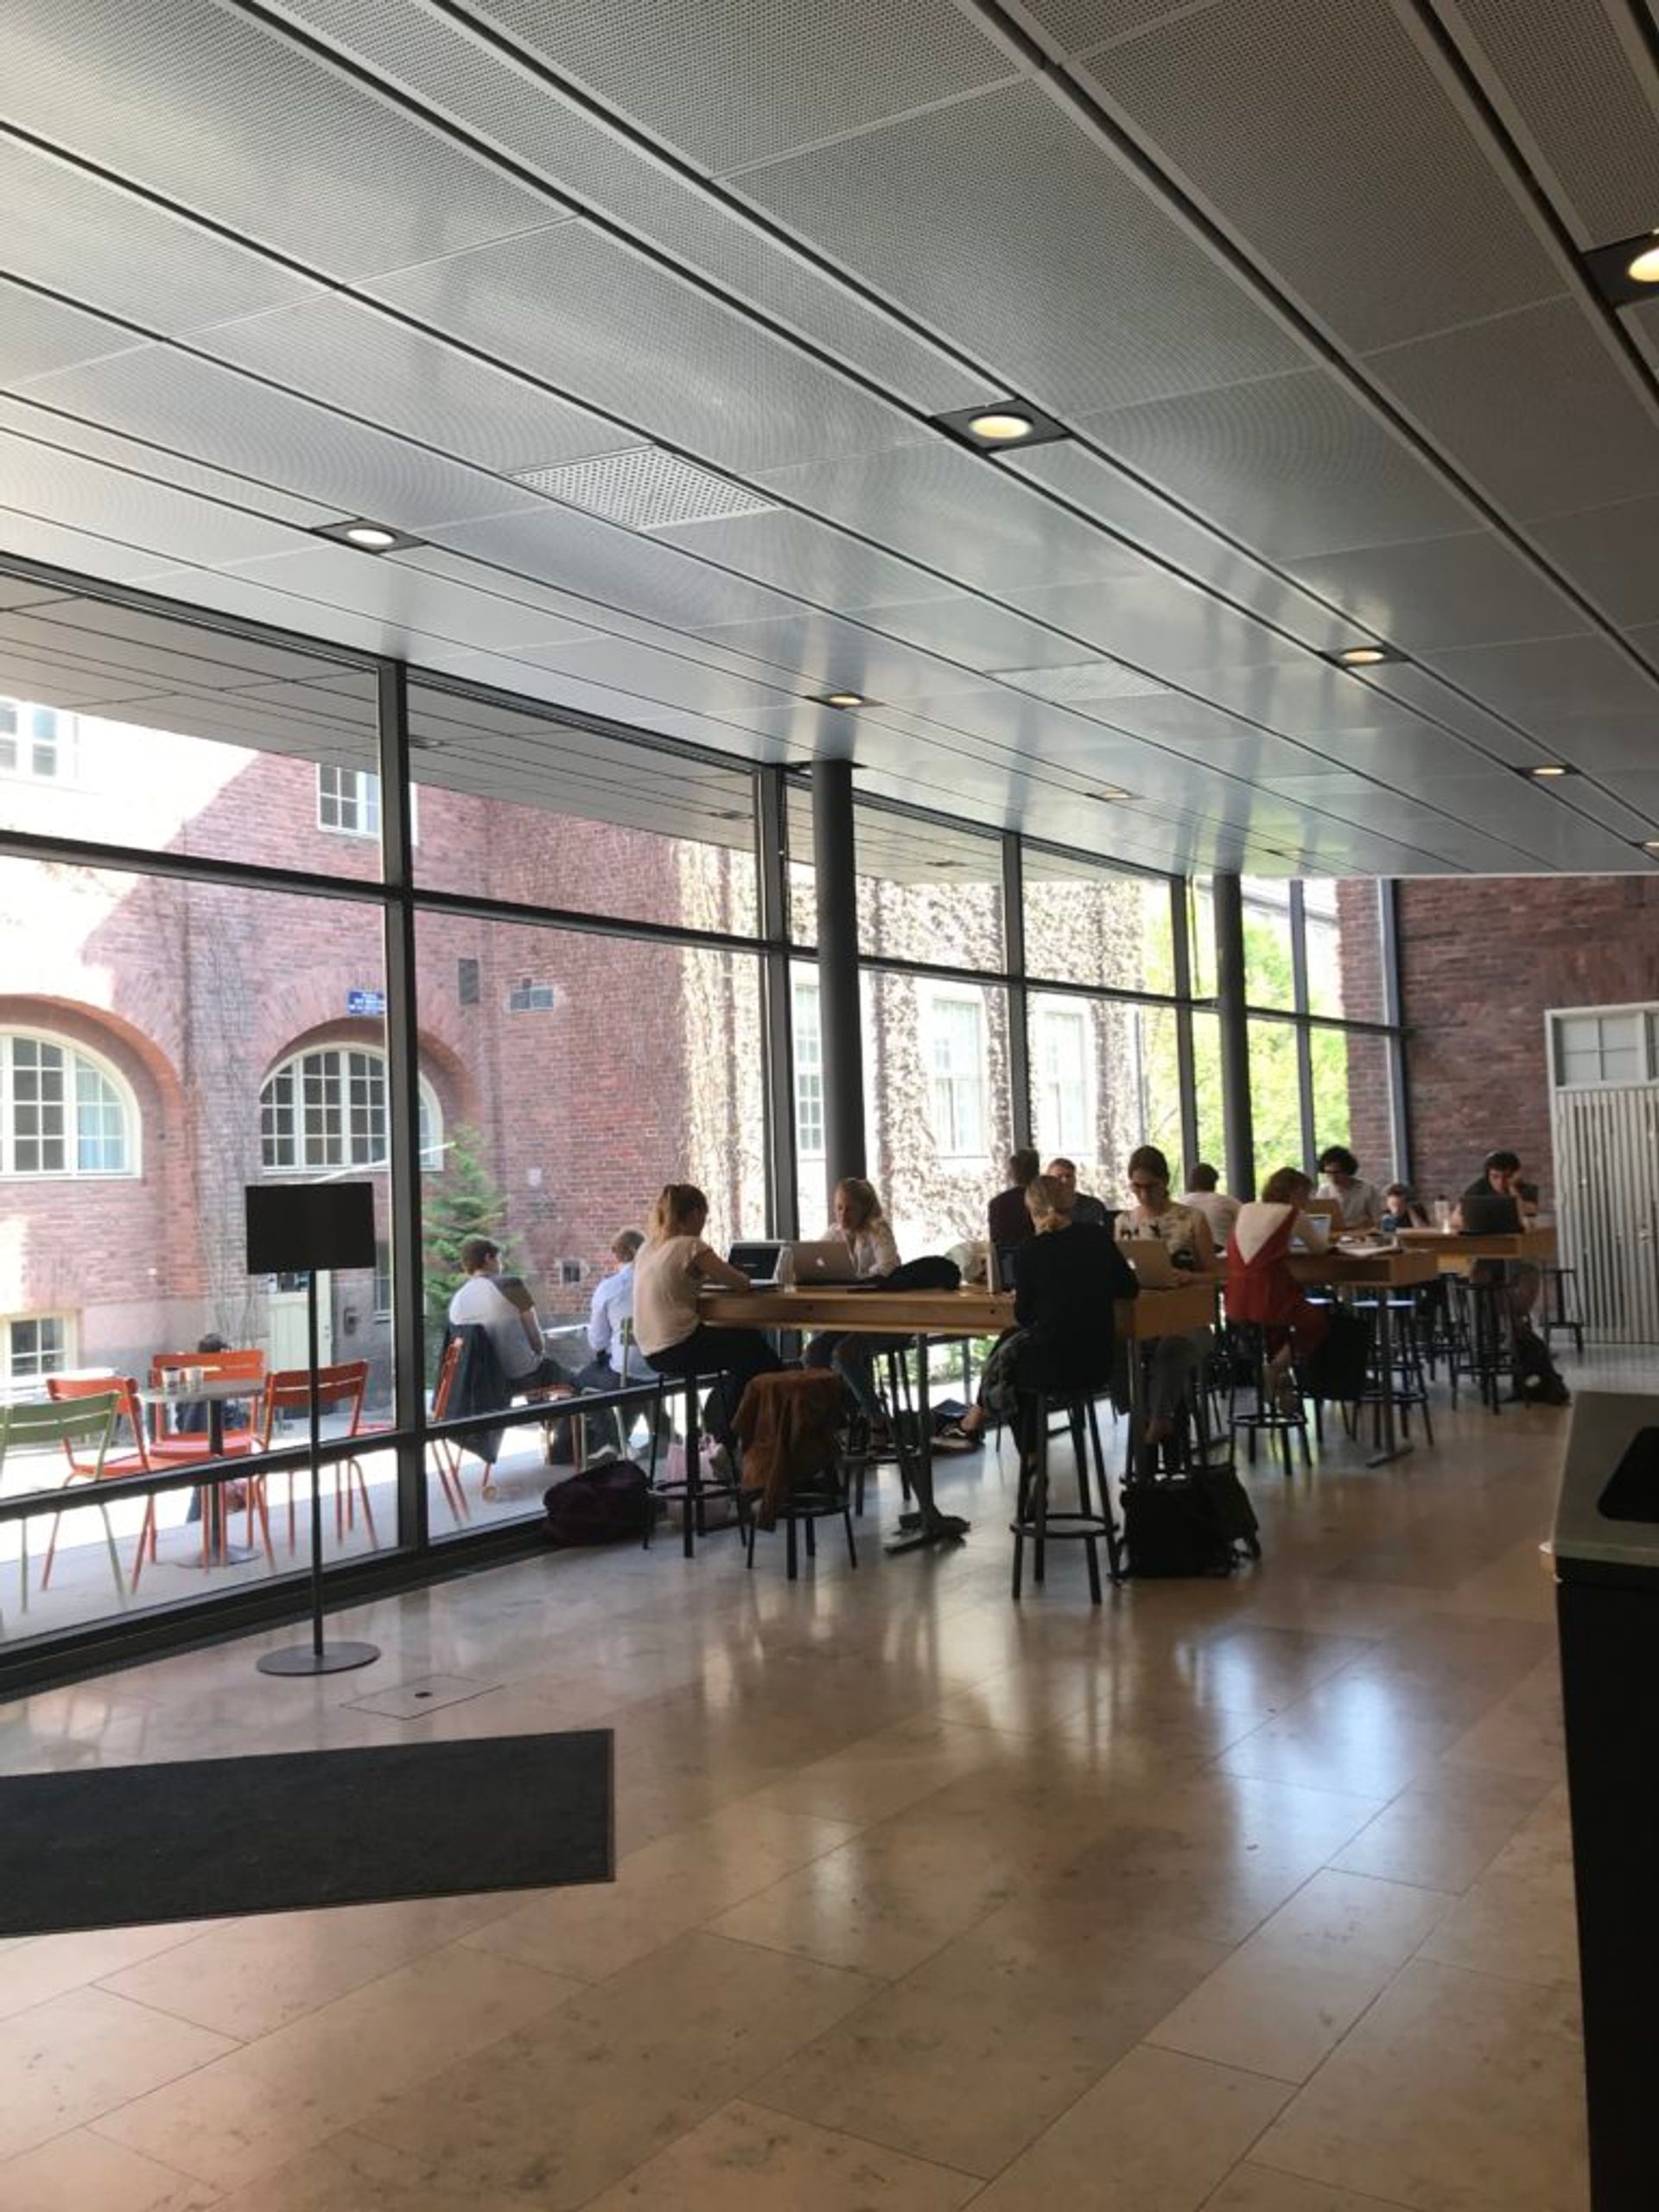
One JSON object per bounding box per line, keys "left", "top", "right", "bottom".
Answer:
{"left": 993, "top": 660, "right": 1171, "bottom": 703}
{"left": 516, "top": 446, "right": 776, "bottom": 531}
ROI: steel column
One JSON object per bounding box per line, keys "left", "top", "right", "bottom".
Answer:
{"left": 1213, "top": 873, "right": 1256, "bottom": 1199}
{"left": 810, "top": 759, "right": 866, "bottom": 1209}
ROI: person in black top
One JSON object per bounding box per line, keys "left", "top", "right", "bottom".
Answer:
{"left": 986, "top": 1147, "right": 1040, "bottom": 1280}
{"left": 1453, "top": 1150, "right": 1567, "bottom": 1405}
{"left": 1010, "top": 1173, "right": 1139, "bottom": 1398}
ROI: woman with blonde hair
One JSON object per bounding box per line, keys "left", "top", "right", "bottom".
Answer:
{"left": 804, "top": 1175, "right": 901, "bottom": 1429}
{"left": 632, "top": 1182, "right": 780, "bottom": 1446}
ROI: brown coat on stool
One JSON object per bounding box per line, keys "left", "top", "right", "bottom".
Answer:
{"left": 734, "top": 1370, "right": 849, "bottom": 1529}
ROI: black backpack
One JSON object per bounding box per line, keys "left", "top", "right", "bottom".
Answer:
{"left": 876, "top": 1255, "right": 963, "bottom": 1293}
{"left": 1122, "top": 1477, "right": 1242, "bottom": 1578}
{"left": 543, "top": 1463, "right": 658, "bottom": 1547}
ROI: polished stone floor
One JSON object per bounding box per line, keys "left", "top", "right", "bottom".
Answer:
{"left": 2, "top": 1351, "right": 1644, "bottom": 2210}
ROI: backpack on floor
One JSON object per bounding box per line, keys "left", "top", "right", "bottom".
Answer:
{"left": 1191, "top": 1462, "right": 1262, "bottom": 1560}
{"left": 1122, "top": 1477, "right": 1239, "bottom": 1578}
{"left": 543, "top": 1463, "right": 658, "bottom": 1547}
{"left": 1301, "top": 1305, "right": 1371, "bottom": 1402}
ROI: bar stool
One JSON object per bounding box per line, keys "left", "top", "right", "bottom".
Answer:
{"left": 743, "top": 1464, "right": 858, "bottom": 1580}
{"left": 1226, "top": 1323, "right": 1313, "bottom": 1476}
{"left": 1541, "top": 1266, "right": 1586, "bottom": 1356}
{"left": 645, "top": 1370, "right": 747, "bottom": 1555}
{"left": 1009, "top": 1386, "right": 1118, "bottom": 1603}
{"left": 1354, "top": 1294, "right": 1435, "bottom": 1448}
{"left": 1447, "top": 1275, "right": 1510, "bottom": 1413}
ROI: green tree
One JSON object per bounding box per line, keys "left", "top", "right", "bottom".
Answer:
{"left": 421, "top": 1122, "right": 507, "bottom": 1339}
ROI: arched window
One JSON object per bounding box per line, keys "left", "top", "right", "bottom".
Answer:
{"left": 259, "top": 1047, "right": 442, "bottom": 1173}
{"left": 0, "top": 1031, "right": 137, "bottom": 1177}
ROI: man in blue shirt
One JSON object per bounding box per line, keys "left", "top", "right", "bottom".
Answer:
{"left": 576, "top": 1229, "right": 656, "bottom": 1390}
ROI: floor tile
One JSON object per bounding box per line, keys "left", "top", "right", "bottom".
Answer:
{"left": 0, "top": 1987, "right": 235, "bottom": 2163}
{"left": 581, "top": 2099, "right": 980, "bottom": 2209}
{"left": 341, "top": 1674, "right": 500, "bottom": 1719}
{"left": 457, "top": 1802, "right": 856, "bottom": 1983}
{"left": 353, "top": 1930, "right": 880, "bottom": 2209}
{"left": 93, "top": 1940, "right": 578, "bottom": 2191}
{"left": 753, "top": 1915, "right": 1228, "bottom": 2176}
{"left": 201, "top": 2129, "right": 530, "bottom": 2211}
{"left": 1255, "top": 1959, "right": 1588, "bottom": 2210}
{"left": 0, "top": 1920, "right": 214, "bottom": 2025}
{"left": 969, "top": 2042, "right": 1292, "bottom": 2210}
{"left": 1415, "top": 1796, "right": 1579, "bottom": 1987}
{"left": 1205, "top": 2165, "right": 1417, "bottom": 2209}
{"left": 0, "top": 2130, "right": 220, "bottom": 2212}
{"left": 99, "top": 1891, "right": 521, "bottom": 2037}
{"left": 1146, "top": 1870, "right": 1450, "bottom": 2082}
{"left": 1329, "top": 1767, "right": 1554, "bottom": 1892}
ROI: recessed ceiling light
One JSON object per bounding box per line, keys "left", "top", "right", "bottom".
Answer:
{"left": 312, "top": 518, "right": 423, "bottom": 553}
{"left": 1525, "top": 763, "right": 1574, "bottom": 779}
{"left": 1327, "top": 643, "right": 1406, "bottom": 669}
{"left": 931, "top": 400, "right": 1072, "bottom": 454}
{"left": 1584, "top": 227, "right": 1659, "bottom": 307}
{"left": 1091, "top": 786, "right": 1131, "bottom": 802}
{"left": 819, "top": 690, "right": 866, "bottom": 709}
{"left": 1639, "top": 837, "right": 1659, "bottom": 853}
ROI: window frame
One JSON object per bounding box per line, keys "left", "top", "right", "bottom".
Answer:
{"left": 3, "top": 1313, "right": 74, "bottom": 1393}
{"left": 1030, "top": 994, "right": 1093, "bottom": 1157}
{"left": 0, "top": 700, "right": 73, "bottom": 785}
{"left": 259, "top": 1045, "right": 442, "bottom": 1174}
{"left": 791, "top": 971, "right": 825, "bottom": 1163}
{"left": 0, "top": 1028, "right": 140, "bottom": 1179}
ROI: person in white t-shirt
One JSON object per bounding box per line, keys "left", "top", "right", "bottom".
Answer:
{"left": 1317, "top": 1146, "right": 1382, "bottom": 1230}
{"left": 1179, "top": 1163, "right": 1240, "bottom": 1249}
{"left": 447, "top": 1236, "right": 575, "bottom": 1394}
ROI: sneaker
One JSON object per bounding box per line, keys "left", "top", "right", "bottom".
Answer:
{"left": 933, "top": 1418, "right": 982, "bottom": 1452}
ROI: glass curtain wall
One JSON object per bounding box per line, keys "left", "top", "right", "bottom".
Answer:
{"left": 0, "top": 553, "right": 1408, "bottom": 1673}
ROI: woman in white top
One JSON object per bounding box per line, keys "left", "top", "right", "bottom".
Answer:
{"left": 1114, "top": 1144, "right": 1216, "bottom": 1460}
{"left": 804, "top": 1177, "right": 901, "bottom": 1427}
{"left": 632, "top": 1183, "right": 781, "bottom": 1446}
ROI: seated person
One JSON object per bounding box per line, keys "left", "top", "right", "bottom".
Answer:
{"left": 632, "top": 1182, "right": 782, "bottom": 1447}
{"left": 1227, "top": 1167, "right": 1332, "bottom": 1411}
{"left": 1179, "top": 1162, "right": 1240, "bottom": 1249}
{"left": 803, "top": 1176, "right": 902, "bottom": 1431}
{"left": 1381, "top": 1182, "right": 1431, "bottom": 1230}
{"left": 1116, "top": 1145, "right": 1216, "bottom": 1465}
{"left": 1006, "top": 1173, "right": 1139, "bottom": 1456}
{"left": 1453, "top": 1151, "right": 1567, "bottom": 1405}
{"left": 1044, "top": 1154, "right": 1112, "bottom": 1230}
{"left": 1318, "top": 1145, "right": 1383, "bottom": 1229}
{"left": 987, "top": 1147, "right": 1041, "bottom": 1280}
{"left": 576, "top": 1229, "right": 657, "bottom": 1391}
{"left": 448, "top": 1236, "right": 577, "bottom": 1400}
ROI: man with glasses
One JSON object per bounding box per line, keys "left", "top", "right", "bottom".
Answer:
{"left": 1043, "top": 1155, "right": 1113, "bottom": 1231}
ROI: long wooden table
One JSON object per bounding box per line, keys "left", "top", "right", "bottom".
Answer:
{"left": 700, "top": 1280, "right": 1217, "bottom": 1551}
{"left": 1396, "top": 1226, "right": 1558, "bottom": 1271}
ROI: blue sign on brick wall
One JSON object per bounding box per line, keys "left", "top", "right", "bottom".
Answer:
{"left": 346, "top": 989, "right": 386, "bottom": 1016}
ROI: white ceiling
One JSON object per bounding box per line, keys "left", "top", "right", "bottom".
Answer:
{"left": 3, "top": 0, "right": 1659, "bottom": 878}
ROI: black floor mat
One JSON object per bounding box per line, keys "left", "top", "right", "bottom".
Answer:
{"left": 0, "top": 1730, "right": 613, "bottom": 1936}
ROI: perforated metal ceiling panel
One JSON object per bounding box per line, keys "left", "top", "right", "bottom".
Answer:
{"left": 1367, "top": 298, "right": 1659, "bottom": 524}
{"left": 12, "top": 348, "right": 544, "bottom": 533}
{"left": 1524, "top": 499, "right": 1659, "bottom": 631}
{"left": 423, "top": 504, "right": 803, "bottom": 632}
{"left": 647, "top": 508, "right": 964, "bottom": 615}
{"left": 693, "top": 612, "right": 1017, "bottom": 702}
{"left": 1001, "top": 575, "right": 1311, "bottom": 678}
{"left": 516, "top": 450, "right": 775, "bottom": 531}
{"left": 365, "top": 222, "right": 921, "bottom": 477}
{"left": 1442, "top": 0, "right": 1659, "bottom": 246}
{"left": 1418, "top": 636, "right": 1659, "bottom": 728}
{"left": 0, "top": 137, "right": 323, "bottom": 335}
{"left": 1284, "top": 532, "right": 1592, "bottom": 652}
{"left": 507, "top": 636, "right": 802, "bottom": 720}
{"left": 1077, "top": 370, "right": 1478, "bottom": 561}
{"left": 5, "top": 0, "right": 561, "bottom": 279}
{"left": 198, "top": 293, "right": 626, "bottom": 479}
{"left": 982, "top": 660, "right": 1172, "bottom": 705}
{"left": 1082, "top": 0, "right": 1562, "bottom": 353}
{"left": 21, "top": 594, "right": 352, "bottom": 683}
{"left": 0, "top": 434, "right": 303, "bottom": 570}
{"left": 0, "top": 281, "right": 141, "bottom": 389}
{"left": 734, "top": 81, "right": 1306, "bottom": 416}
{"left": 754, "top": 443, "right": 1158, "bottom": 596}
{"left": 460, "top": 0, "right": 1019, "bottom": 172}
{"left": 855, "top": 597, "right": 1126, "bottom": 677}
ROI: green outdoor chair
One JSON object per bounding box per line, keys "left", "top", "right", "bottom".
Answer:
{"left": 0, "top": 1391, "right": 123, "bottom": 1630}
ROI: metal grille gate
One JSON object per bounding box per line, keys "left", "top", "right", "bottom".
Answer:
{"left": 1551, "top": 1053, "right": 1659, "bottom": 1345}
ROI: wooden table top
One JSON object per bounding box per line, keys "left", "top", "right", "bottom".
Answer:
{"left": 1287, "top": 1247, "right": 1442, "bottom": 1287}
{"left": 1395, "top": 1226, "right": 1558, "bottom": 1264}
{"left": 700, "top": 1278, "right": 1218, "bottom": 1341}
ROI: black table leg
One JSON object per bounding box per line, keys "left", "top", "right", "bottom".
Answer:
{"left": 885, "top": 1333, "right": 970, "bottom": 1555}
{"left": 1365, "top": 1296, "right": 1413, "bottom": 1467}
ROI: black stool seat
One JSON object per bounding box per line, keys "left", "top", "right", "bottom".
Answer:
{"left": 1226, "top": 1320, "right": 1313, "bottom": 1476}
{"left": 645, "top": 1370, "right": 746, "bottom": 1555}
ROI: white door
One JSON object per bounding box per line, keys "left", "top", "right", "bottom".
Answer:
{"left": 265, "top": 1274, "right": 334, "bottom": 1371}
{"left": 1549, "top": 1007, "right": 1659, "bottom": 1344}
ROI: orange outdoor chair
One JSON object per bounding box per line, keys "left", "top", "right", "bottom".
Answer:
{"left": 254, "top": 1360, "right": 377, "bottom": 1553}
{"left": 427, "top": 1338, "right": 471, "bottom": 1526}
{"left": 147, "top": 1349, "right": 264, "bottom": 1456}
{"left": 45, "top": 1373, "right": 272, "bottom": 1586}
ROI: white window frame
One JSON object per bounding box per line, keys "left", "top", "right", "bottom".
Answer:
{"left": 921, "top": 983, "right": 988, "bottom": 1161}
{"left": 3, "top": 1313, "right": 75, "bottom": 1393}
{"left": 1552, "top": 1007, "right": 1653, "bottom": 1088}
{"left": 1032, "top": 995, "right": 1093, "bottom": 1156}
{"left": 260, "top": 1046, "right": 442, "bottom": 1173}
{"left": 0, "top": 700, "right": 73, "bottom": 785}
{"left": 792, "top": 973, "right": 825, "bottom": 1163}
{"left": 0, "top": 1030, "right": 139, "bottom": 1179}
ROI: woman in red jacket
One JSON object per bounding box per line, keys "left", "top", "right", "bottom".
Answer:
{"left": 1225, "top": 1166, "right": 1331, "bottom": 1409}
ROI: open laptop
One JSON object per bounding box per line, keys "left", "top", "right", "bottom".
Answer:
{"left": 728, "top": 1240, "right": 785, "bottom": 1286}
{"left": 1459, "top": 1192, "right": 1522, "bottom": 1236}
{"left": 1120, "top": 1235, "right": 1184, "bottom": 1288}
{"left": 786, "top": 1239, "right": 859, "bottom": 1284}
{"left": 1291, "top": 1212, "right": 1333, "bottom": 1255}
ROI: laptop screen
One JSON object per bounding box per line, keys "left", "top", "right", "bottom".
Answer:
{"left": 728, "top": 1241, "right": 784, "bottom": 1281}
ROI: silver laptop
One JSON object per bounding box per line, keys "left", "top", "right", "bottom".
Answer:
{"left": 787, "top": 1239, "right": 858, "bottom": 1283}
